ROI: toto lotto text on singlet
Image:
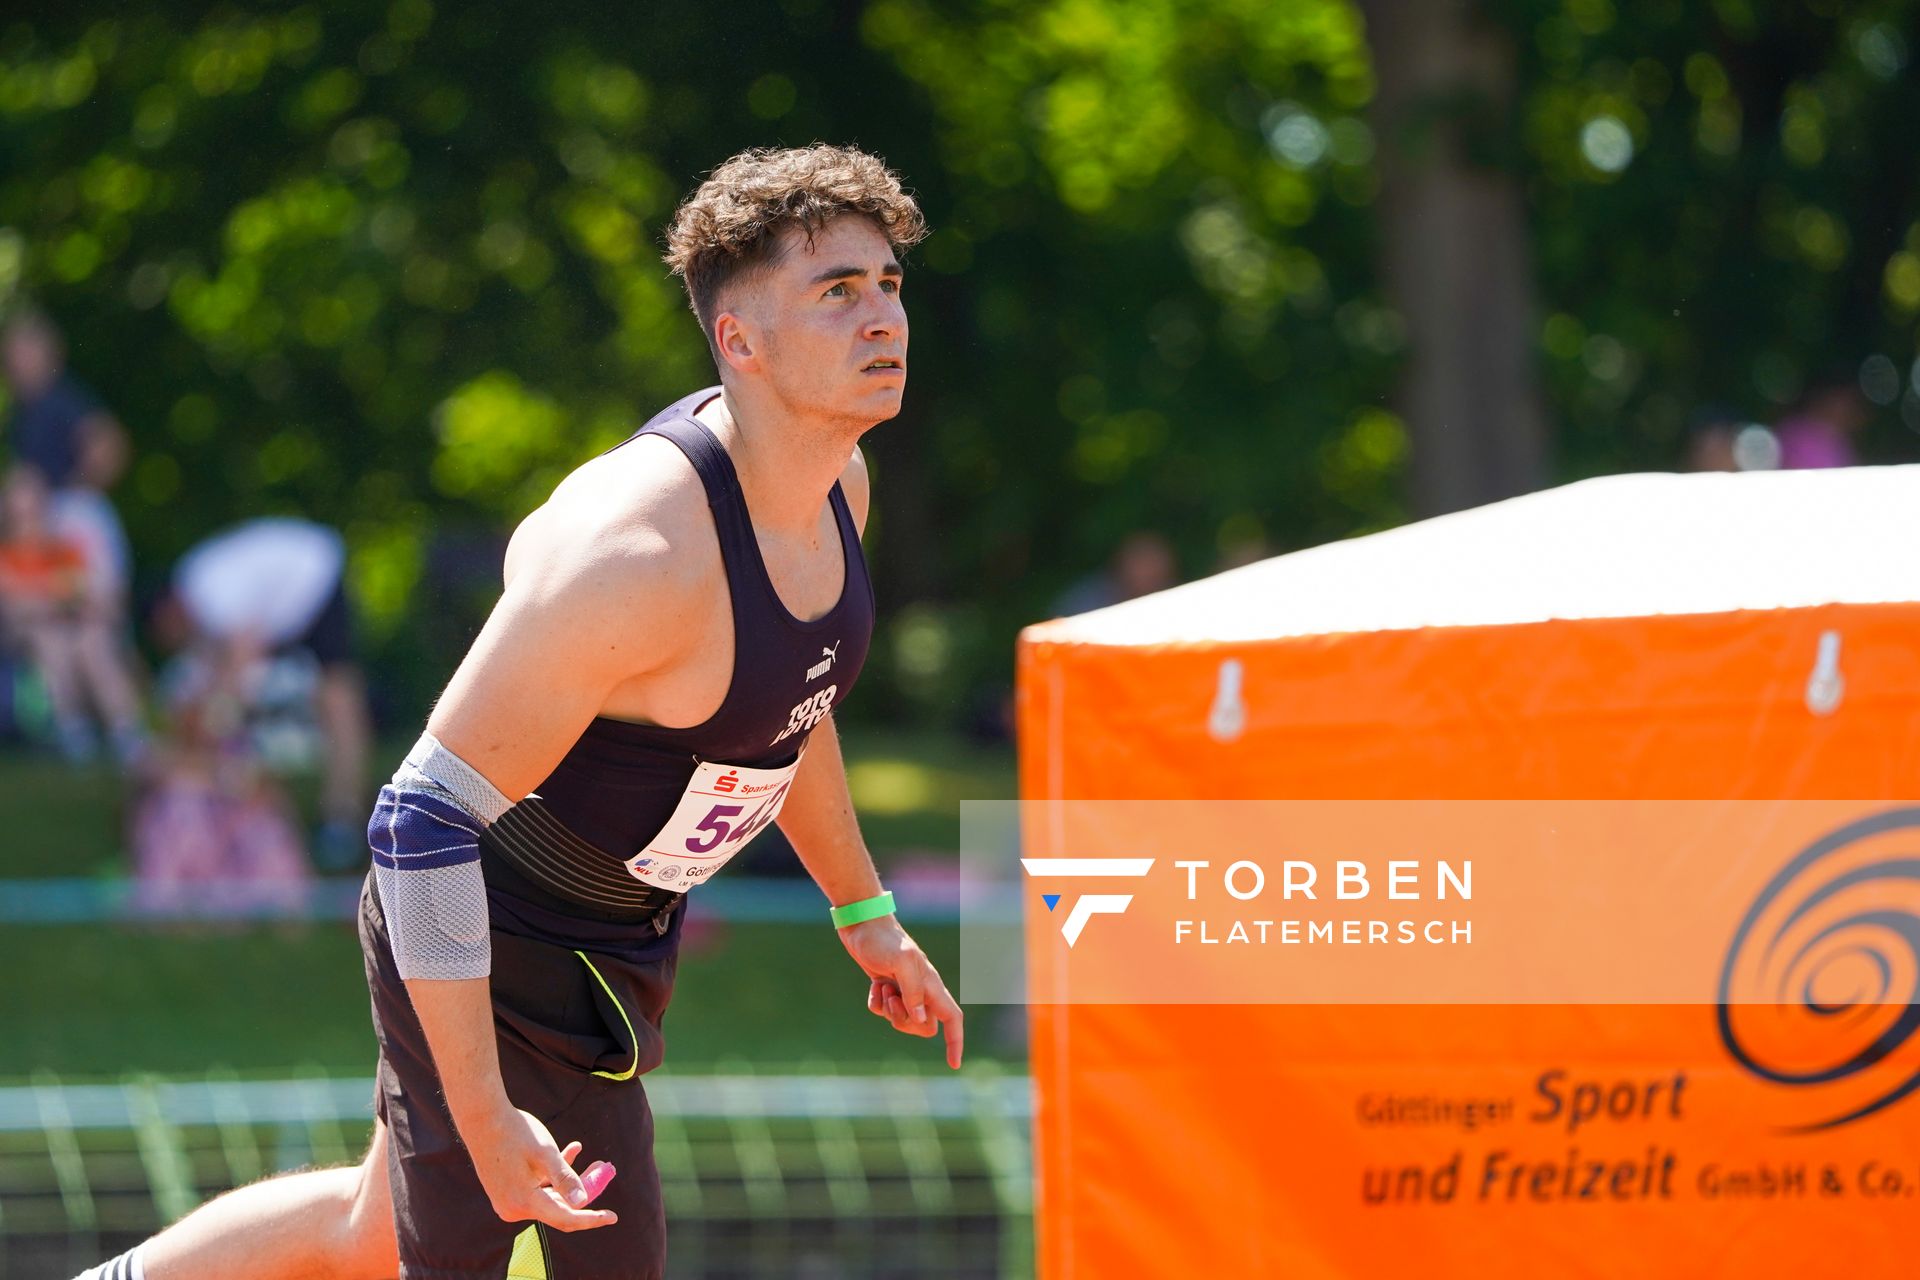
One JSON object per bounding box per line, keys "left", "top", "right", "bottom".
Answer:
{"left": 478, "top": 388, "right": 874, "bottom": 930}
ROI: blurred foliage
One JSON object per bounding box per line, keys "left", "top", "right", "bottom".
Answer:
{"left": 1492, "top": 0, "right": 1920, "bottom": 473}
{"left": 0, "top": 0, "right": 1916, "bottom": 725}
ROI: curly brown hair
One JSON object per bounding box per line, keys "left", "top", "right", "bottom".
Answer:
{"left": 663, "top": 144, "right": 927, "bottom": 346}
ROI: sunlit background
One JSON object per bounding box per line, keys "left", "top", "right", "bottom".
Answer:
{"left": 2, "top": 0, "right": 1918, "bottom": 1275}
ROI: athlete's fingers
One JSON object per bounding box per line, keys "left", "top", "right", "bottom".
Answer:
{"left": 926, "top": 980, "right": 965, "bottom": 1069}
{"left": 892, "top": 959, "right": 929, "bottom": 1026}
{"left": 541, "top": 1143, "right": 592, "bottom": 1209}
{"left": 532, "top": 1187, "right": 619, "bottom": 1233}
{"left": 884, "top": 990, "right": 934, "bottom": 1038}
{"left": 868, "top": 978, "right": 897, "bottom": 1018}
{"left": 533, "top": 1132, "right": 603, "bottom": 1225}
{"left": 579, "top": 1160, "right": 618, "bottom": 1205}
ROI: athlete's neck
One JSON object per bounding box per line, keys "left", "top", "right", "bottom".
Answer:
{"left": 699, "top": 385, "right": 866, "bottom": 535}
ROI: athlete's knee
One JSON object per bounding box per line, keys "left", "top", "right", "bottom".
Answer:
{"left": 341, "top": 1121, "right": 400, "bottom": 1277}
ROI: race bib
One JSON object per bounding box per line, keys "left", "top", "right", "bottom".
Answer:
{"left": 623, "top": 754, "right": 801, "bottom": 891}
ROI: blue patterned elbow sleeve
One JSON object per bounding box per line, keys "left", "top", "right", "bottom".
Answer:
{"left": 367, "top": 735, "right": 509, "bottom": 980}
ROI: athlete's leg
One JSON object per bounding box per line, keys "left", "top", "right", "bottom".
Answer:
{"left": 537, "top": 1073, "right": 668, "bottom": 1280}
{"left": 538, "top": 947, "right": 676, "bottom": 1280}
{"left": 136, "top": 1115, "right": 398, "bottom": 1280}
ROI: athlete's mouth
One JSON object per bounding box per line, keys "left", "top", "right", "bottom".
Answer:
{"left": 862, "top": 357, "right": 904, "bottom": 372}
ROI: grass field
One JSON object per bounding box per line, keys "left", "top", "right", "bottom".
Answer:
{"left": 2, "top": 727, "right": 1018, "bottom": 1079}
{"left": 0, "top": 919, "right": 991, "bottom": 1078}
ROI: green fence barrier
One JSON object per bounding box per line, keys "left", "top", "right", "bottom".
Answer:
{"left": 0, "top": 1066, "right": 1033, "bottom": 1280}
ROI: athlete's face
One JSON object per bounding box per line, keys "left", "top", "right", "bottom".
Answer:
{"left": 716, "top": 216, "right": 908, "bottom": 424}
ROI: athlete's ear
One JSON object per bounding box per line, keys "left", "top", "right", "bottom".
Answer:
{"left": 713, "top": 309, "right": 759, "bottom": 375}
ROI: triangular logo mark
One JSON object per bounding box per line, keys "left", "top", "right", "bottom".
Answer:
{"left": 1042, "top": 894, "right": 1061, "bottom": 912}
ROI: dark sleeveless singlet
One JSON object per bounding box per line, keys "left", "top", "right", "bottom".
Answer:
{"left": 479, "top": 388, "right": 875, "bottom": 960}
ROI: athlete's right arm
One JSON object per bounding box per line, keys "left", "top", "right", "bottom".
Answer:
{"left": 384, "top": 491, "right": 703, "bottom": 1231}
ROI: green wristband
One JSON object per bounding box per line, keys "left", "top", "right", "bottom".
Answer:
{"left": 831, "top": 891, "right": 896, "bottom": 929}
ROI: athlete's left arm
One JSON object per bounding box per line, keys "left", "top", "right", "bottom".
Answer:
{"left": 774, "top": 444, "right": 963, "bottom": 1068}
{"left": 777, "top": 712, "right": 963, "bottom": 1069}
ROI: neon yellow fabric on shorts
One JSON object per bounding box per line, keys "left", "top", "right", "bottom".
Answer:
{"left": 506, "top": 1223, "right": 549, "bottom": 1278}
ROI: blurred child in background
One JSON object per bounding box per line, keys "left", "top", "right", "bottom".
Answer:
{"left": 2, "top": 309, "right": 134, "bottom": 618}
{"left": 161, "top": 517, "right": 372, "bottom": 870}
{"left": 129, "top": 625, "right": 312, "bottom": 914}
{"left": 0, "top": 465, "right": 145, "bottom": 764}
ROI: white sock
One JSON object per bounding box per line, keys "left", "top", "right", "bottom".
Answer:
{"left": 73, "top": 1243, "right": 145, "bottom": 1280}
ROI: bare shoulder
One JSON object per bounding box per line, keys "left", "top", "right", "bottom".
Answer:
{"left": 501, "top": 435, "right": 719, "bottom": 653}
{"left": 840, "top": 444, "right": 870, "bottom": 536}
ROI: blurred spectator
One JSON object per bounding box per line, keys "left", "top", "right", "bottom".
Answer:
{"left": 0, "top": 466, "right": 146, "bottom": 764}
{"left": 131, "top": 631, "right": 312, "bottom": 914}
{"left": 1686, "top": 405, "right": 1779, "bottom": 473}
{"left": 157, "top": 517, "right": 373, "bottom": 870}
{"left": 1215, "top": 534, "right": 1273, "bottom": 574}
{"left": 1686, "top": 406, "right": 1740, "bottom": 472}
{"left": 1053, "top": 530, "right": 1178, "bottom": 617}
{"left": 2, "top": 308, "right": 133, "bottom": 615}
{"left": 1774, "top": 373, "right": 1869, "bottom": 470}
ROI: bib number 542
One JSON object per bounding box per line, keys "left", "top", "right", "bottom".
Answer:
{"left": 685, "top": 782, "right": 791, "bottom": 854}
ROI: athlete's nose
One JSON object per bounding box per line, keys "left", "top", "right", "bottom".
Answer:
{"left": 863, "top": 293, "right": 905, "bottom": 343}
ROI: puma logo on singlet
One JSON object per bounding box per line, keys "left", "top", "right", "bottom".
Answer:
{"left": 806, "top": 641, "right": 841, "bottom": 683}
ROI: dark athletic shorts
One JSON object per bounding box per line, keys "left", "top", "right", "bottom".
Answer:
{"left": 358, "top": 875, "right": 677, "bottom": 1278}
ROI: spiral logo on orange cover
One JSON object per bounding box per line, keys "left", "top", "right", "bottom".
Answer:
{"left": 1717, "top": 808, "right": 1920, "bottom": 1131}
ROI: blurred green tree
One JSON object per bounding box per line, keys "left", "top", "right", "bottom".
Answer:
{"left": 1361, "top": 0, "right": 1550, "bottom": 515}
{"left": 0, "top": 0, "right": 1403, "bottom": 724}
{"left": 1, "top": 0, "right": 1916, "bottom": 728}
{"left": 1490, "top": 0, "right": 1920, "bottom": 476}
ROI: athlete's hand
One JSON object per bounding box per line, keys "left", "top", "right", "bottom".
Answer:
{"left": 468, "top": 1106, "right": 618, "bottom": 1232}
{"left": 839, "top": 916, "right": 964, "bottom": 1069}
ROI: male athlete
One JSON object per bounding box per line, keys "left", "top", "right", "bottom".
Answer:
{"left": 77, "top": 144, "right": 962, "bottom": 1280}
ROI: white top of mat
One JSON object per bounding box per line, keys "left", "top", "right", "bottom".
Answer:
{"left": 1030, "top": 466, "right": 1920, "bottom": 646}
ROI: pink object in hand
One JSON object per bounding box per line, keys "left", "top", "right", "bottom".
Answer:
{"left": 579, "top": 1160, "right": 617, "bottom": 1205}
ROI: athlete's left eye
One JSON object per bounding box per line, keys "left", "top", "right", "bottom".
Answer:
{"left": 880, "top": 279, "right": 900, "bottom": 294}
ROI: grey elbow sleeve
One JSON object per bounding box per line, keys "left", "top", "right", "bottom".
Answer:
{"left": 367, "top": 733, "right": 511, "bottom": 981}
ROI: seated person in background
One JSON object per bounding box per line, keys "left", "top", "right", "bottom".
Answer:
{"left": 0, "top": 466, "right": 145, "bottom": 765}
{"left": 131, "top": 631, "right": 312, "bottom": 915}
{"left": 1684, "top": 405, "right": 1779, "bottom": 473}
{"left": 1685, "top": 407, "right": 1741, "bottom": 472}
{"left": 1052, "top": 529, "right": 1179, "bottom": 617}
{"left": 2, "top": 308, "right": 133, "bottom": 615}
{"left": 162, "top": 517, "right": 372, "bottom": 869}
{"left": 1774, "top": 373, "right": 1869, "bottom": 470}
